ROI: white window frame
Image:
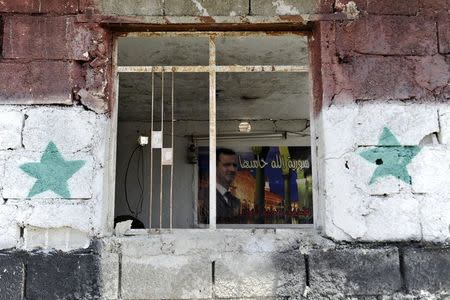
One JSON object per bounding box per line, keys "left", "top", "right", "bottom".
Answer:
{"left": 112, "top": 31, "right": 317, "bottom": 231}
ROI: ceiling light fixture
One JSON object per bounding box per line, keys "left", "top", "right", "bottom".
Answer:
{"left": 238, "top": 121, "right": 251, "bottom": 133}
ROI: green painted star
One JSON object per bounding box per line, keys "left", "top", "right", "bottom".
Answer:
{"left": 359, "top": 127, "right": 421, "bottom": 185}
{"left": 20, "top": 142, "right": 85, "bottom": 198}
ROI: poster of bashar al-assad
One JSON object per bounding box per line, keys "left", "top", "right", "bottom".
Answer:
{"left": 198, "top": 146, "right": 313, "bottom": 224}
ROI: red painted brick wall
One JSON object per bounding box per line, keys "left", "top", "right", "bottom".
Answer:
{"left": 0, "top": 0, "right": 449, "bottom": 113}
{"left": 0, "top": 0, "right": 111, "bottom": 111}
{"left": 310, "top": 0, "right": 450, "bottom": 111}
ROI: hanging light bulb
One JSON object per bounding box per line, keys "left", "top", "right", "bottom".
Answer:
{"left": 238, "top": 121, "right": 251, "bottom": 133}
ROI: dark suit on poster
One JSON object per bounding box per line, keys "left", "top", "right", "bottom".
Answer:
{"left": 216, "top": 190, "right": 240, "bottom": 223}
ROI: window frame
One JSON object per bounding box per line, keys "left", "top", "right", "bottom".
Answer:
{"left": 111, "top": 31, "right": 318, "bottom": 232}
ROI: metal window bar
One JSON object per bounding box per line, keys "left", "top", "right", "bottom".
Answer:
{"left": 159, "top": 71, "right": 164, "bottom": 229}
{"left": 170, "top": 70, "right": 175, "bottom": 229}
{"left": 117, "top": 33, "right": 309, "bottom": 230}
{"left": 149, "top": 71, "right": 154, "bottom": 228}
{"left": 208, "top": 35, "right": 217, "bottom": 230}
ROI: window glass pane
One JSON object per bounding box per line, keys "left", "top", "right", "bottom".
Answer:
{"left": 115, "top": 72, "right": 209, "bottom": 228}
{"left": 213, "top": 72, "right": 313, "bottom": 224}
{"left": 118, "top": 36, "right": 209, "bottom": 66}
{"left": 116, "top": 34, "right": 313, "bottom": 229}
{"left": 216, "top": 34, "right": 308, "bottom": 66}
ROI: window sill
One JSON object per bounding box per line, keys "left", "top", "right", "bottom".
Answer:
{"left": 117, "top": 225, "right": 315, "bottom": 237}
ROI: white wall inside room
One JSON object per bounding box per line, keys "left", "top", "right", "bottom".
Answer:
{"left": 115, "top": 34, "right": 312, "bottom": 228}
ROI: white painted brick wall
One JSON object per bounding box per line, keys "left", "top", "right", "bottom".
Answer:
{"left": 321, "top": 157, "right": 368, "bottom": 240}
{"left": 418, "top": 194, "right": 450, "bottom": 242}
{"left": 0, "top": 111, "right": 23, "bottom": 150}
{"left": 438, "top": 107, "right": 450, "bottom": 145}
{"left": 0, "top": 151, "right": 10, "bottom": 200}
{"left": 319, "top": 102, "right": 450, "bottom": 242}
{"left": 363, "top": 194, "right": 421, "bottom": 241}
{"left": 0, "top": 105, "right": 109, "bottom": 250}
{"left": 8, "top": 198, "right": 93, "bottom": 233}
{"left": 409, "top": 146, "right": 450, "bottom": 194}
{"left": 355, "top": 103, "right": 439, "bottom": 146}
{"left": 22, "top": 107, "right": 98, "bottom": 153}
{"left": 318, "top": 104, "right": 359, "bottom": 159}
{"left": 23, "top": 226, "right": 90, "bottom": 251}
{"left": 0, "top": 205, "right": 20, "bottom": 249}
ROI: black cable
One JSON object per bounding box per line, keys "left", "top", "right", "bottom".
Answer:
{"left": 140, "top": 148, "right": 145, "bottom": 214}
{"left": 137, "top": 146, "right": 143, "bottom": 192}
{"left": 136, "top": 147, "right": 145, "bottom": 216}
{"left": 124, "top": 145, "right": 140, "bottom": 216}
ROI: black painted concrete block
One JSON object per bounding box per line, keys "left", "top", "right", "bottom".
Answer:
{"left": 403, "top": 247, "right": 450, "bottom": 293}
{"left": 26, "top": 253, "right": 101, "bottom": 300}
{"left": 0, "top": 254, "right": 24, "bottom": 300}
{"left": 309, "top": 247, "right": 401, "bottom": 296}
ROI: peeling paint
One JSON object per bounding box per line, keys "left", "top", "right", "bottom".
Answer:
{"left": 271, "top": 0, "right": 300, "bottom": 15}
{"left": 191, "top": 0, "right": 209, "bottom": 16}
{"left": 335, "top": 0, "right": 360, "bottom": 18}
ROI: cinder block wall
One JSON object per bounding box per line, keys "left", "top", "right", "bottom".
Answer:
{"left": 0, "top": 0, "right": 449, "bottom": 299}
{"left": 310, "top": 0, "right": 450, "bottom": 242}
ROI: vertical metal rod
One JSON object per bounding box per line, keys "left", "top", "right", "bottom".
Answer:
{"left": 159, "top": 71, "right": 164, "bottom": 229}
{"left": 209, "top": 35, "right": 217, "bottom": 230}
{"left": 149, "top": 71, "right": 154, "bottom": 229}
{"left": 169, "top": 70, "right": 174, "bottom": 230}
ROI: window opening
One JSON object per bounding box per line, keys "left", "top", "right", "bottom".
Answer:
{"left": 115, "top": 32, "right": 313, "bottom": 230}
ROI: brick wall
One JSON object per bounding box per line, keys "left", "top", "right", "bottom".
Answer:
{"left": 1, "top": 0, "right": 449, "bottom": 110}
{"left": 103, "top": 231, "right": 450, "bottom": 299}
{"left": 0, "top": 0, "right": 111, "bottom": 111}
{"left": 311, "top": 0, "right": 450, "bottom": 107}
{"left": 0, "top": 0, "right": 449, "bottom": 299}
{"left": 307, "top": 0, "right": 450, "bottom": 243}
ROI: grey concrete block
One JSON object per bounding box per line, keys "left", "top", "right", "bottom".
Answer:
{"left": 121, "top": 255, "right": 212, "bottom": 299}
{"left": 403, "top": 247, "right": 450, "bottom": 293}
{"left": 309, "top": 248, "right": 401, "bottom": 296}
{"left": 0, "top": 254, "right": 24, "bottom": 300}
{"left": 165, "top": 0, "right": 249, "bottom": 16}
{"left": 251, "top": 0, "right": 332, "bottom": 15}
{"left": 214, "top": 251, "right": 305, "bottom": 298}
{"left": 26, "top": 253, "right": 101, "bottom": 300}
{"left": 100, "top": 252, "right": 119, "bottom": 300}
{"left": 101, "top": 0, "right": 163, "bottom": 16}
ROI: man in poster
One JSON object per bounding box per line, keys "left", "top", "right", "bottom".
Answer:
{"left": 216, "top": 148, "right": 241, "bottom": 223}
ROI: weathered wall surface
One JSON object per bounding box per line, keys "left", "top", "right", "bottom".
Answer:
{"left": 102, "top": 230, "right": 450, "bottom": 300}
{"left": 0, "top": 0, "right": 449, "bottom": 299}
{"left": 317, "top": 102, "right": 450, "bottom": 243}
{"left": 310, "top": 1, "right": 450, "bottom": 243}
{"left": 0, "top": 106, "right": 109, "bottom": 251}
{"left": 0, "top": 0, "right": 111, "bottom": 111}
{"left": 0, "top": 245, "right": 102, "bottom": 300}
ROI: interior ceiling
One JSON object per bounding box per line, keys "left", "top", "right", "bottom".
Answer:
{"left": 118, "top": 34, "right": 311, "bottom": 122}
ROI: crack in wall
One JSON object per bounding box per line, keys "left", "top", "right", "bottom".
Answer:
{"left": 271, "top": 0, "right": 300, "bottom": 15}
{"left": 437, "top": 109, "right": 443, "bottom": 144}
{"left": 191, "top": 0, "right": 209, "bottom": 16}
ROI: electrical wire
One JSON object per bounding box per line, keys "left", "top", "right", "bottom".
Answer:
{"left": 136, "top": 147, "right": 145, "bottom": 216}
{"left": 124, "top": 145, "right": 144, "bottom": 217}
